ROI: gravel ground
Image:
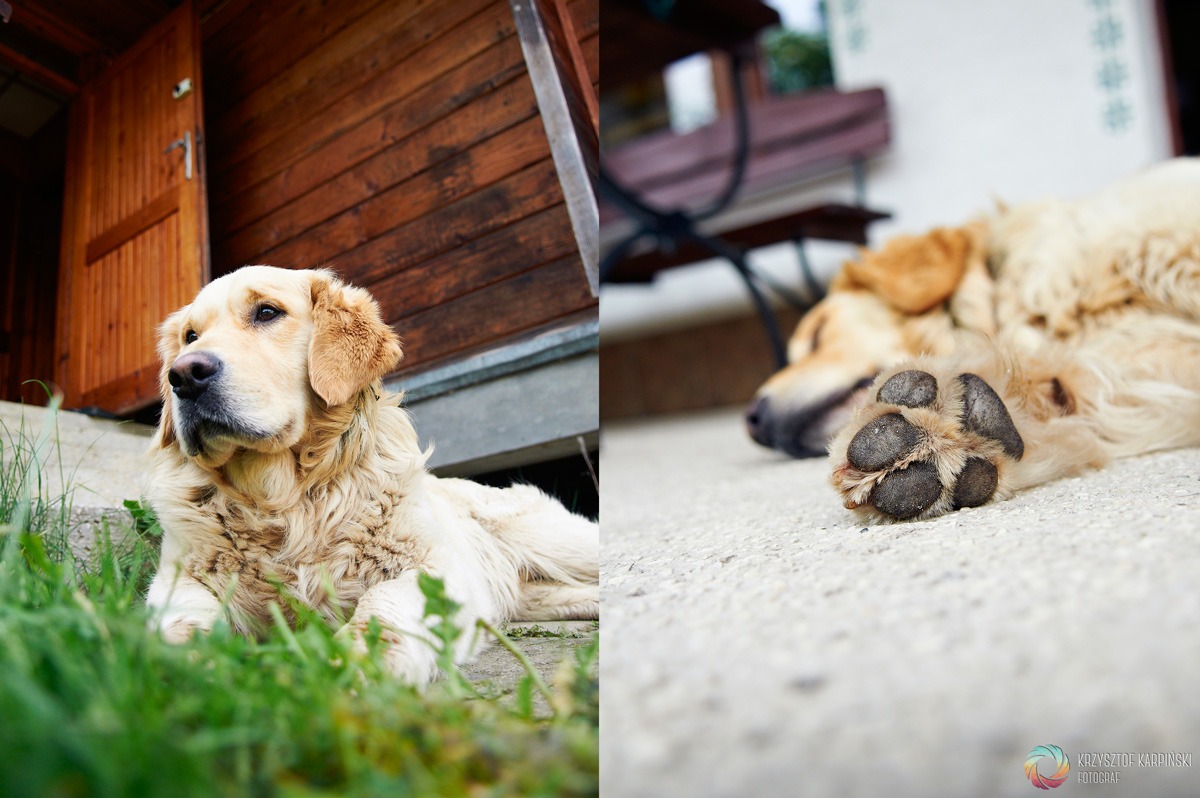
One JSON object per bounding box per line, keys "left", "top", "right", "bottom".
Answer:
{"left": 600, "top": 407, "right": 1200, "bottom": 798}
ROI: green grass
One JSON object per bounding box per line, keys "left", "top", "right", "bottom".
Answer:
{"left": 503, "top": 623, "right": 599, "bottom": 640}
{"left": 0, "top": 406, "right": 599, "bottom": 798}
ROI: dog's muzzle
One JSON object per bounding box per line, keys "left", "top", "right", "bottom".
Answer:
{"left": 746, "top": 375, "right": 877, "bottom": 458}
{"left": 168, "top": 351, "right": 269, "bottom": 456}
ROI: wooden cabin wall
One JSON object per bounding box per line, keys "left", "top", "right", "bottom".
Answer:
{"left": 199, "top": 0, "right": 597, "bottom": 376}
{"left": 0, "top": 124, "right": 63, "bottom": 406}
{"left": 568, "top": 0, "right": 599, "bottom": 99}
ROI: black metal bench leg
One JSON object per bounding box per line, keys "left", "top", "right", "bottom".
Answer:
{"left": 600, "top": 230, "right": 648, "bottom": 284}
{"left": 731, "top": 254, "right": 789, "bottom": 369}
{"left": 794, "top": 235, "right": 825, "bottom": 304}
{"left": 597, "top": 51, "right": 796, "bottom": 370}
{"left": 683, "top": 232, "right": 788, "bottom": 368}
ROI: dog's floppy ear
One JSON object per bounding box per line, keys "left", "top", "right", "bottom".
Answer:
{"left": 837, "top": 223, "right": 987, "bottom": 315}
{"left": 308, "top": 272, "right": 403, "bottom": 406}
{"left": 152, "top": 309, "right": 184, "bottom": 450}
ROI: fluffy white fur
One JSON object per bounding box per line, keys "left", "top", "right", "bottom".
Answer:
{"left": 143, "top": 266, "right": 598, "bottom": 683}
{"left": 749, "top": 158, "right": 1200, "bottom": 520}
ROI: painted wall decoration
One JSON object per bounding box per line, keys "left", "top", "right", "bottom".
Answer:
{"left": 1087, "top": 0, "right": 1132, "bottom": 132}
{"left": 840, "top": 0, "right": 868, "bottom": 54}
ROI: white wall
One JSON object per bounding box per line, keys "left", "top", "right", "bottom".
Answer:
{"left": 600, "top": 0, "right": 1173, "bottom": 344}
{"left": 827, "top": 0, "right": 1172, "bottom": 235}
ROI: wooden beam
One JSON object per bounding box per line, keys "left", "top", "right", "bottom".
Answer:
{"left": 8, "top": 3, "right": 107, "bottom": 58}
{"left": 0, "top": 43, "right": 79, "bottom": 95}
{"left": 547, "top": 0, "right": 598, "bottom": 136}
{"left": 599, "top": 0, "right": 779, "bottom": 90}
{"left": 510, "top": 0, "right": 599, "bottom": 296}
{"left": 85, "top": 186, "right": 180, "bottom": 264}
{"left": 80, "top": 362, "right": 160, "bottom": 416}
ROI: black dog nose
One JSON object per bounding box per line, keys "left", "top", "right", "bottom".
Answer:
{"left": 745, "top": 396, "right": 773, "bottom": 448}
{"left": 169, "top": 351, "right": 223, "bottom": 400}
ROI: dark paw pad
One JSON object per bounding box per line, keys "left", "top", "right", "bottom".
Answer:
{"left": 958, "top": 374, "right": 1024, "bottom": 459}
{"left": 877, "top": 370, "right": 938, "bottom": 408}
{"left": 847, "top": 413, "right": 921, "bottom": 472}
{"left": 870, "top": 461, "right": 941, "bottom": 519}
{"left": 952, "top": 457, "right": 998, "bottom": 508}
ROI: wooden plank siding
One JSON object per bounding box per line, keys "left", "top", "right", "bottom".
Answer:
{"left": 0, "top": 174, "right": 61, "bottom": 406}
{"left": 201, "top": 0, "right": 595, "bottom": 377}
{"left": 540, "top": 0, "right": 599, "bottom": 138}
{"left": 567, "top": 0, "right": 599, "bottom": 98}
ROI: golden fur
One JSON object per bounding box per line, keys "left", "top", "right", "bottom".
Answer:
{"left": 748, "top": 158, "right": 1200, "bottom": 520}
{"left": 144, "top": 266, "right": 598, "bottom": 683}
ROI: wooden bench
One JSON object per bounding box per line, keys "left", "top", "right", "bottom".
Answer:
{"left": 603, "top": 88, "right": 888, "bottom": 217}
{"left": 596, "top": 0, "right": 891, "bottom": 365}
{"left": 602, "top": 86, "right": 891, "bottom": 275}
{"left": 600, "top": 86, "right": 892, "bottom": 363}
{"left": 605, "top": 202, "right": 890, "bottom": 283}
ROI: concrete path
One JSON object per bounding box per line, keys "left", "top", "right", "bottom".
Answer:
{"left": 600, "top": 408, "right": 1200, "bottom": 798}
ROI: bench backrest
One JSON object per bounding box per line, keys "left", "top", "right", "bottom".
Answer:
{"left": 601, "top": 87, "right": 889, "bottom": 224}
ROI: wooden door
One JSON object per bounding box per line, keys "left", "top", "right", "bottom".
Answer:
{"left": 57, "top": 0, "right": 209, "bottom": 414}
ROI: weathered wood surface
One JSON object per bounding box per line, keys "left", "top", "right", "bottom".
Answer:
{"left": 203, "top": 0, "right": 596, "bottom": 375}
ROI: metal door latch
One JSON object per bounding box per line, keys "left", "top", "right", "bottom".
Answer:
{"left": 164, "top": 130, "right": 193, "bottom": 180}
{"left": 172, "top": 78, "right": 193, "bottom": 100}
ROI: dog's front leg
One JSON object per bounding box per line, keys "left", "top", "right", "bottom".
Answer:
{"left": 343, "top": 570, "right": 478, "bottom": 686}
{"left": 145, "top": 569, "right": 223, "bottom": 643}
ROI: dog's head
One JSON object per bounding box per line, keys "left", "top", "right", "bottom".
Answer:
{"left": 153, "top": 266, "right": 402, "bottom": 463}
{"left": 746, "top": 223, "right": 993, "bottom": 457}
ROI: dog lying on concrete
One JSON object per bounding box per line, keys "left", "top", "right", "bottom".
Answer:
{"left": 747, "top": 158, "right": 1200, "bottom": 521}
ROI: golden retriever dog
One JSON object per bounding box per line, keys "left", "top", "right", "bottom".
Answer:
{"left": 747, "top": 158, "right": 1200, "bottom": 522}
{"left": 143, "top": 266, "right": 598, "bottom": 684}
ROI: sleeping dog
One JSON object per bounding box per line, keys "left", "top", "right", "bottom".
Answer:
{"left": 748, "top": 158, "right": 1200, "bottom": 521}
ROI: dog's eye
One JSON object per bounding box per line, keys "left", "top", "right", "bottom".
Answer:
{"left": 254, "top": 305, "right": 284, "bottom": 324}
{"left": 184, "top": 330, "right": 198, "bottom": 344}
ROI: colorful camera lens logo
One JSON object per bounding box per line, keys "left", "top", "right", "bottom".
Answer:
{"left": 1025, "top": 744, "right": 1071, "bottom": 789}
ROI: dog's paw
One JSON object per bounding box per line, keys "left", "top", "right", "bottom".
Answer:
{"left": 831, "top": 369, "right": 1024, "bottom": 521}
{"left": 157, "top": 614, "right": 211, "bottom": 644}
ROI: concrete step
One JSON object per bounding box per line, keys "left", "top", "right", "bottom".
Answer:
{"left": 0, "top": 401, "right": 152, "bottom": 559}
{"left": 466, "top": 620, "right": 599, "bottom": 685}
{"left": 464, "top": 621, "right": 599, "bottom": 714}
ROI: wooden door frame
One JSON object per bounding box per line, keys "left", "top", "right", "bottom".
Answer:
{"left": 1153, "top": 0, "right": 1185, "bottom": 156}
